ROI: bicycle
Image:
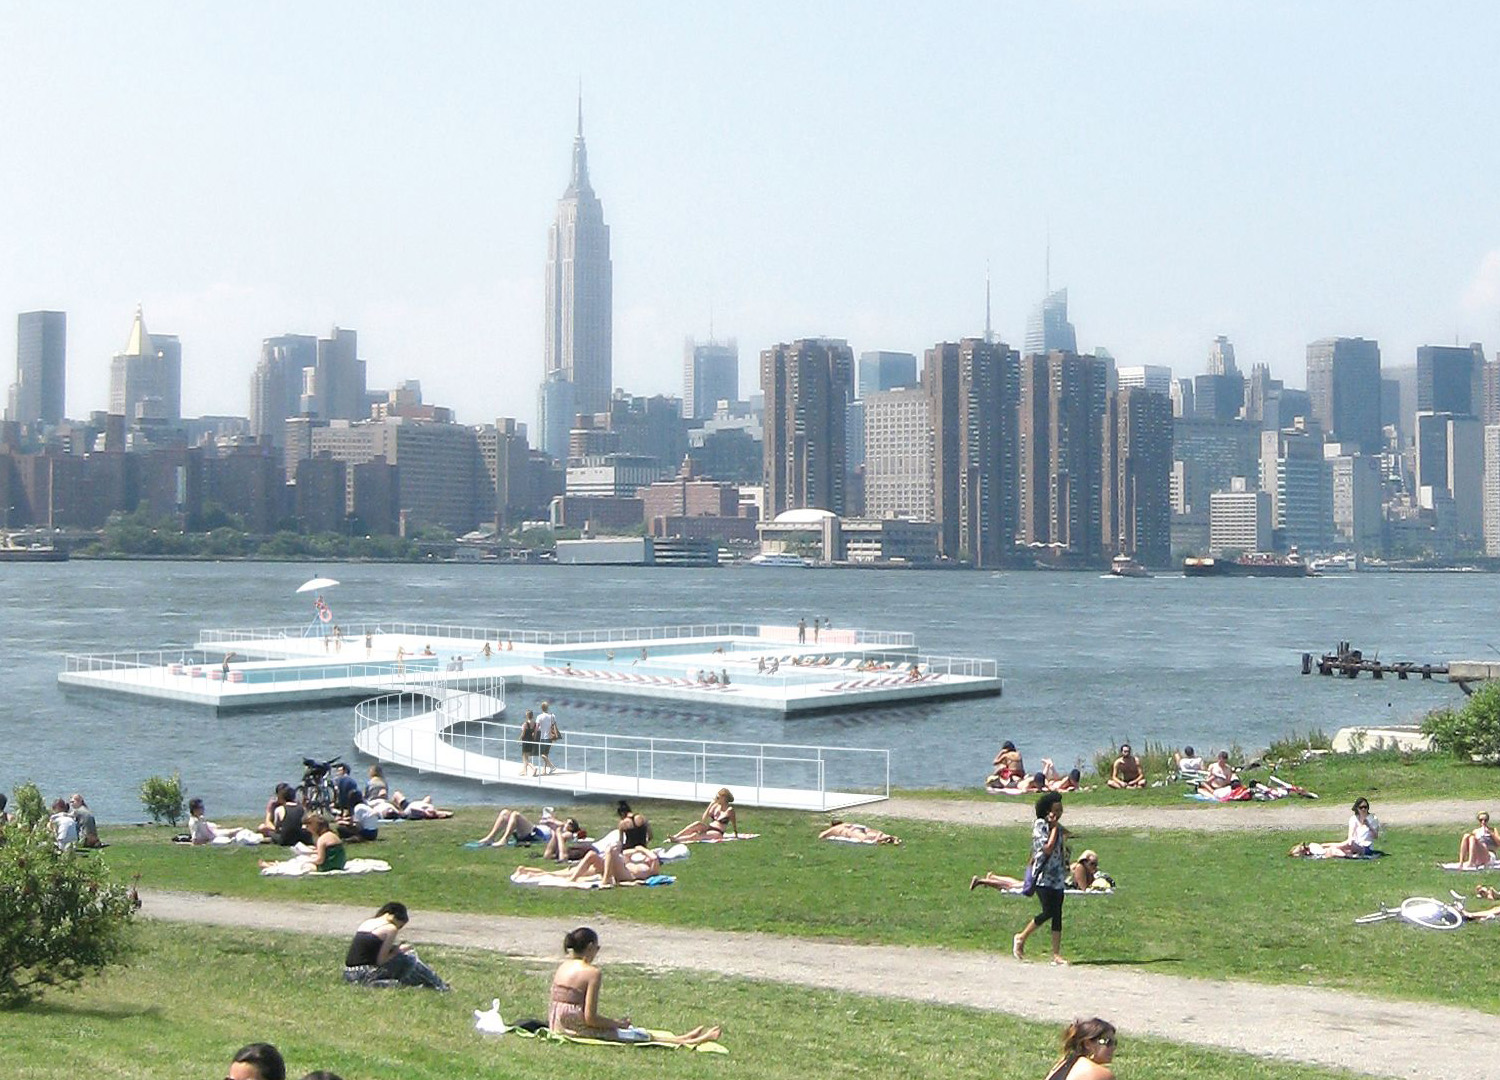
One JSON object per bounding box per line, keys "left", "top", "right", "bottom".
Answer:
{"left": 298, "top": 755, "right": 343, "bottom": 817}
{"left": 1353, "top": 893, "right": 1464, "bottom": 930}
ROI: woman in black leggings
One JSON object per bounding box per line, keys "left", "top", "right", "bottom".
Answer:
{"left": 1014, "top": 791, "right": 1069, "bottom": 964}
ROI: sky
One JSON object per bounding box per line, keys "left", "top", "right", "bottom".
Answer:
{"left": 2, "top": 2, "right": 1499, "bottom": 431}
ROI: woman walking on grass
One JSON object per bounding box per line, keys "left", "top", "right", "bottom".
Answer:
{"left": 1014, "top": 791, "right": 1069, "bottom": 965}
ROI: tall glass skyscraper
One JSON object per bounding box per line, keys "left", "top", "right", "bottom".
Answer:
{"left": 1023, "top": 289, "right": 1078, "bottom": 357}
{"left": 541, "top": 98, "right": 612, "bottom": 457}
{"left": 7, "top": 311, "right": 66, "bottom": 427}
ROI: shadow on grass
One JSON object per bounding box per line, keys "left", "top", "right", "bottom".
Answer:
{"left": 1069, "top": 956, "right": 1185, "bottom": 967}
{"left": 24, "top": 999, "right": 164, "bottom": 1021}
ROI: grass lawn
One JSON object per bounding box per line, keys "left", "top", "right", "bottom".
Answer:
{"left": 897, "top": 749, "right": 1500, "bottom": 807}
{"left": 0, "top": 923, "right": 1367, "bottom": 1080}
{"left": 96, "top": 803, "right": 1500, "bottom": 1013}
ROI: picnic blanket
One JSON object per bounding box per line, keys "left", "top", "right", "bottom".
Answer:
{"left": 823, "top": 830, "right": 900, "bottom": 845}
{"left": 1000, "top": 886, "right": 1114, "bottom": 896}
{"left": 1290, "top": 847, "right": 1385, "bottom": 860}
{"left": 677, "top": 833, "right": 758, "bottom": 844}
{"left": 259, "top": 857, "right": 391, "bottom": 877}
{"left": 473, "top": 1002, "right": 725, "bottom": 1053}
{"left": 1440, "top": 861, "right": 1500, "bottom": 872}
{"left": 509, "top": 869, "right": 675, "bottom": 890}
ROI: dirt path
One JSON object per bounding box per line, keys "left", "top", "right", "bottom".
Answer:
{"left": 871, "top": 795, "right": 1494, "bottom": 832}
{"left": 142, "top": 889, "right": 1488, "bottom": 1080}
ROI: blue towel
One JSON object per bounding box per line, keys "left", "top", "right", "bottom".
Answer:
{"left": 643, "top": 874, "right": 676, "bottom": 886}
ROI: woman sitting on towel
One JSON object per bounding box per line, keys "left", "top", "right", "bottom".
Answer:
{"left": 1287, "top": 797, "right": 1382, "bottom": 858}
{"left": 187, "top": 798, "right": 259, "bottom": 845}
{"left": 668, "top": 788, "right": 738, "bottom": 843}
{"left": 259, "top": 813, "right": 346, "bottom": 872}
{"left": 1044, "top": 1017, "right": 1117, "bottom": 1079}
{"left": 615, "top": 801, "right": 652, "bottom": 849}
{"left": 1459, "top": 811, "right": 1499, "bottom": 868}
{"left": 549, "top": 926, "right": 721, "bottom": 1046}
{"left": 819, "top": 819, "right": 902, "bottom": 845}
{"left": 542, "top": 818, "right": 592, "bottom": 862}
{"left": 343, "top": 901, "right": 450, "bottom": 989}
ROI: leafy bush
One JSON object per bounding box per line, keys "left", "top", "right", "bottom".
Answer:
{"left": 1265, "top": 729, "right": 1333, "bottom": 762}
{"left": 139, "top": 772, "right": 185, "bottom": 825}
{"left": 0, "top": 816, "right": 137, "bottom": 1007}
{"left": 1422, "top": 684, "right": 1500, "bottom": 760}
{"left": 10, "top": 781, "right": 47, "bottom": 827}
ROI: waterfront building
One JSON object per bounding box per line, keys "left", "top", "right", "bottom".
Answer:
{"left": 311, "top": 416, "right": 483, "bottom": 532}
{"left": 1483, "top": 359, "right": 1500, "bottom": 426}
{"left": 1171, "top": 416, "right": 1261, "bottom": 516}
{"left": 924, "top": 338, "right": 1019, "bottom": 565}
{"left": 109, "top": 307, "right": 181, "bottom": 422}
{"left": 1023, "top": 289, "right": 1078, "bottom": 357}
{"left": 1416, "top": 343, "right": 1484, "bottom": 418}
{"left": 475, "top": 417, "right": 533, "bottom": 529}
{"left": 1485, "top": 425, "right": 1500, "bottom": 556}
{"left": 565, "top": 453, "right": 661, "bottom": 498}
{"left": 542, "top": 100, "right": 612, "bottom": 418}
{"left": 1209, "top": 477, "right": 1272, "bottom": 555}
{"left": 1414, "top": 410, "right": 1484, "bottom": 547}
{"left": 294, "top": 454, "right": 348, "bottom": 534}
{"left": 250, "top": 328, "right": 366, "bottom": 448}
{"left": 1260, "top": 421, "right": 1332, "bottom": 551}
{"left": 1307, "top": 337, "right": 1382, "bottom": 455}
{"left": 687, "top": 402, "right": 763, "bottom": 484}
{"left": 1102, "top": 387, "right": 1173, "bottom": 567}
{"left": 863, "top": 386, "right": 933, "bottom": 524}
{"left": 8, "top": 311, "right": 66, "bottom": 429}
{"left": 857, "top": 351, "right": 918, "bottom": 397}
{"left": 549, "top": 494, "right": 643, "bottom": 532}
{"left": 1324, "top": 445, "right": 1383, "bottom": 551}
{"left": 840, "top": 516, "right": 940, "bottom": 563}
{"left": 1116, "top": 364, "right": 1172, "bottom": 396}
{"left": 760, "top": 338, "right": 854, "bottom": 517}
{"left": 1018, "top": 350, "right": 1108, "bottom": 561}
{"left": 683, "top": 338, "right": 738, "bottom": 420}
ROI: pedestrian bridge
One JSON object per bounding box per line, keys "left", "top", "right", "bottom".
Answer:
{"left": 353, "top": 677, "right": 888, "bottom": 812}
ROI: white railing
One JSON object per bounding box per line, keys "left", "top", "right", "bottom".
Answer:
{"left": 353, "top": 683, "right": 888, "bottom": 809}
{"left": 197, "top": 621, "right": 917, "bottom": 650}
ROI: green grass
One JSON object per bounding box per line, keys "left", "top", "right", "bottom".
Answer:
{"left": 0, "top": 924, "right": 1366, "bottom": 1080}
{"left": 898, "top": 749, "right": 1500, "bottom": 806}
{"left": 95, "top": 804, "right": 1500, "bottom": 1013}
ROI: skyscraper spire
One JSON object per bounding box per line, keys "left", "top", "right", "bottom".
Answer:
{"left": 984, "top": 264, "right": 993, "bottom": 344}
{"left": 567, "top": 86, "right": 591, "bottom": 197}
{"left": 577, "top": 79, "right": 583, "bottom": 137}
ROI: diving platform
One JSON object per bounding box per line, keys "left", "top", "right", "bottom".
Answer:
{"left": 354, "top": 681, "right": 888, "bottom": 812}
{"left": 59, "top": 621, "right": 1002, "bottom": 715}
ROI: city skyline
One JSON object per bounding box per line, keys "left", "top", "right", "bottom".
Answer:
{"left": 2, "top": 5, "right": 1499, "bottom": 430}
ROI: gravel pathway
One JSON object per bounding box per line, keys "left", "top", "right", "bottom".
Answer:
{"left": 871, "top": 795, "right": 1496, "bottom": 832}
{"left": 142, "top": 888, "right": 1489, "bottom": 1080}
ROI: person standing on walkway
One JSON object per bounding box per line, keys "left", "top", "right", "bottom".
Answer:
{"left": 797, "top": 617, "right": 806, "bottom": 644}
{"left": 1043, "top": 1017, "right": 1116, "bottom": 1079}
{"left": 538, "top": 701, "right": 561, "bottom": 774}
{"left": 1014, "top": 791, "right": 1069, "bottom": 965}
{"left": 519, "top": 709, "right": 541, "bottom": 776}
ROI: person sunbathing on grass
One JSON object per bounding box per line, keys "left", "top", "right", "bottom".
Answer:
{"left": 970, "top": 850, "right": 1107, "bottom": 894}
{"left": 187, "top": 798, "right": 259, "bottom": 845}
{"left": 476, "top": 807, "right": 551, "bottom": 847}
{"left": 667, "top": 788, "right": 738, "bottom": 842}
{"left": 1459, "top": 812, "right": 1499, "bottom": 868}
{"left": 990, "top": 771, "right": 1048, "bottom": 795}
{"left": 368, "top": 791, "right": 455, "bottom": 820}
{"left": 1039, "top": 759, "right": 1090, "bottom": 793}
{"left": 542, "top": 818, "right": 593, "bottom": 862}
{"left": 819, "top": 819, "right": 902, "bottom": 844}
{"left": 1288, "top": 801, "right": 1378, "bottom": 860}
{"left": 1106, "top": 744, "right": 1146, "bottom": 789}
{"left": 548, "top": 926, "right": 721, "bottom": 1046}
{"left": 515, "top": 845, "right": 661, "bottom": 887}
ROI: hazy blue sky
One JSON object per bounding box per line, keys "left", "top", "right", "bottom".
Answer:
{"left": 3, "top": 3, "right": 1498, "bottom": 429}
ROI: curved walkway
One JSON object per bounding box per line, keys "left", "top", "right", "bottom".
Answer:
{"left": 142, "top": 889, "right": 1482, "bottom": 1080}
{"left": 873, "top": 795, "right": 1496, "bottom": 832}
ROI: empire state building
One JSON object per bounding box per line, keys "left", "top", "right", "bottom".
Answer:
{"left": 540, "top": 100, "right": 612, "bottom": 459}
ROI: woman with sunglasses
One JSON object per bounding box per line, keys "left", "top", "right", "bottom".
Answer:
{"left": 1337, "top": 797, "right": 1381, "bottom": 857}
{"left": 1044, "top": 1017, "right": 1117, "bottom": 1079}
{"left": 1459, "top": 811, "right": 1500, "bottom": 868}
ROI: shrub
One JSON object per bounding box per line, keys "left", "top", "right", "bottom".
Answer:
{"left": 1264, "top": 729, "right": 1333, "bottom": 763}
{"left": 139, "top": 772, "right": 185, "bottom": 825}
{"left": 10, "top": 781, "right": 47, "bottom": 827}
{"left": 0, "top": 816, "right": 137, "bottom": 1007}
{"left": 1422, "top": 684, "right": 1500, "bottom": 760}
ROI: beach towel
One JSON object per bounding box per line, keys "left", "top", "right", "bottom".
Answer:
{"left": 1000, "top": 886, "right": 1114, "bottom": 897}
{"left": 655, "top": 843, "right": 691, "bottom": 862}
{"left": 823, "top": 831, "right": 901, "bottom": 846}
{"left": 1289, "top": 846, "right": 1385, "bottom": 860}
{"left": 1440, "top": 862, "right": 1500, "bottom": 872}
{"left": 500, "top": 1022, "right": 725, "bottom": 1053}
{"left": 509, "top": 869, "right": 675, "bottom": 890}
{"left": 259, "top": 857, "right": 391, "bottom": 877}
{"left": 678, "top": 833, "right": 758, "bottom": 844}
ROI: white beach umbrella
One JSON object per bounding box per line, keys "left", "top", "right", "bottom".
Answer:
{"left": 296, "top": 577, "right": 341, "bottom": 594}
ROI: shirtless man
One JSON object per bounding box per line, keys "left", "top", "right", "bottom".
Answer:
{"left": 1107, "top": 744, "right": 1146, "bottom": 789}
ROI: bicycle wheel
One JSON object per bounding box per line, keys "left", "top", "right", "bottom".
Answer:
{"left": 1398, "top": 897, "right": 1463, "bottom": 930}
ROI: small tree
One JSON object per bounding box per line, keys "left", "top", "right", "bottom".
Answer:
{"left": 1422, "top": 683, "right": 1500, "bottom": 760}
{"left": 139, "top": 772, "right": 185, "bottom": 825}
{"left": 0, "top": 816, "right": 137, "bottom": 1007}
{"left": 10, "top": 781, "right": 47, "bottom": 827}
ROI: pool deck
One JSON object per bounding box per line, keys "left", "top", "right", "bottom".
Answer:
{"left": 58, "top": 624, "right": 1002, "bottom": 716}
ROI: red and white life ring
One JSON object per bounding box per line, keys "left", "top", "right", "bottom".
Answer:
{"left": 319, "top": 607, "right": 333, "bottom": 623}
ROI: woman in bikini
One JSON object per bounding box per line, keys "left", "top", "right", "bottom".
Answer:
{"left": 1043, "top": 1017, "right": 1117, "bottom": 1079}
{"left": 668, "top": 788, "right": 737, "bottom": 843}
{"left": 820, "top": 819, "right": 902, "bottom": 844}
{"left": 548, "top": 926, "right": 720, "bottom": 1045}
{"left": 1459, "top": 811, "right": 1499, "bottom": 868}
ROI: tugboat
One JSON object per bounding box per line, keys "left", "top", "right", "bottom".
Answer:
{"left": 1109, "top": 552, "right": 1152, "bottom": 579}
{"left": 1183, "top": 549, "right": 1312, "bottom": 578}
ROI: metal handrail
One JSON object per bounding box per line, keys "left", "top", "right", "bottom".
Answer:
{"left": 197, "top": 621, "right": 918, "bottom": 649}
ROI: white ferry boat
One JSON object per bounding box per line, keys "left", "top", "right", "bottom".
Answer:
{"left": 748, "top": 553, "right": 813, "bottom": 568}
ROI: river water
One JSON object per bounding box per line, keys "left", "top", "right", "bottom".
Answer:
{"left": 1, "top": 561, "right": 1491, "bottom": 821}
